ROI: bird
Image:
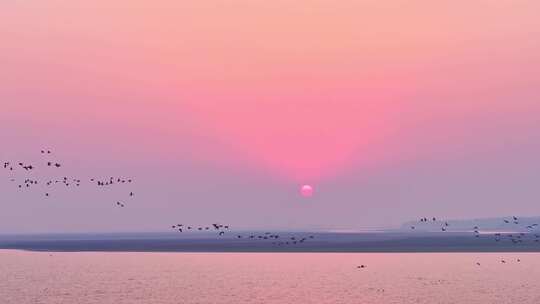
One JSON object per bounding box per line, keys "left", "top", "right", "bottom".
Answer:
{"left": 357, "top": 265, "right": 367, "bottom": 269}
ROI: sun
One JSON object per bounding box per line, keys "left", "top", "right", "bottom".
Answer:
{"left": 300, "top": 185, "right": 314, "bottom": 197}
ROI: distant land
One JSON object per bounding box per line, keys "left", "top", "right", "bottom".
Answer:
{"left": 1, "top": 217, "right": 539, "bottom": 253}
{"left": 400, "top": 216, "right": 540, "bottom": 232}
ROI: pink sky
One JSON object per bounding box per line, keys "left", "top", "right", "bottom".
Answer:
{"left": 1, "top": 1, "right": 539, "bottom": 232}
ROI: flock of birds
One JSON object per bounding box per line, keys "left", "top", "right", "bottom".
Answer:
{"left": 476, "top": 258, "right": 522, "bottom": 266}
{"left": 169, "top": 223, "right": 317, "bottom": 246}
{"left": 171, "top": 223, "right": 230, "bottom": 234}
{"left": 2, "top": 150, "right": 135, "bottom": 208}
{"left": 2, "top": 150, "right": 318, "bottom": 247}
{"left": 2, "top": 150, "right": 539, "bottom": 271}
{"left": 407, "top": 216, "right": 539, "bottom": 269}
{"left": 410, "top": 216, "right": 540, "bottom": 245}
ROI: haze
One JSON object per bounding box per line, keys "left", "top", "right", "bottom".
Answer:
{"left": 1, "top": 0, "right": 539, "bottom": 233}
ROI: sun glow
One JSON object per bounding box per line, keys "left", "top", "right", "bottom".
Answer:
{"left": 301, "top": 185, "right": 314, "bottom": 197}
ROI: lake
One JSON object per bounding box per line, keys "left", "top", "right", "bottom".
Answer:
{"left": 1, "top": 250, "right": 539, "bottom": 303}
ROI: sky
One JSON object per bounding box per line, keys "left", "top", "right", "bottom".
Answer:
{"left": 1, "top": 0, "right": 539, "bottom": 233}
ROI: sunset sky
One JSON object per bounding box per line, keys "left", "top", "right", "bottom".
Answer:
{"left": 1, "top": 0, "right": 539, "bottom": 233}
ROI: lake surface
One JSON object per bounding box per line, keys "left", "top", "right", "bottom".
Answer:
{"left": 1, "top": 250, "right": 540, "bottom": 304}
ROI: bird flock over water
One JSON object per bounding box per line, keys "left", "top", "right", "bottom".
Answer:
{"left": 410, "top": 216, "right": 540, "bottom": 246}
{"left": 410, "top": 216, "right": 540, "bottom": 266}
{"left": 171, "top": 223, "right": 230, "bottom": 233}
{"left": 2, "top": 149, "right": 539, "bottom": 270}
{"left": 2, "top": 150, "right": 318, "bottom": 247}
{"left": 169, "top": 223, "right": 317, "bottom": 246}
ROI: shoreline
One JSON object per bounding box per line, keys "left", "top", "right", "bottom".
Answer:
{"left": 2, "top": 232, "right": 539, "bottom": 253}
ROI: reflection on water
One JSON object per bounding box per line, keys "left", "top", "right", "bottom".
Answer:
{"left": 1, "top": 250, "right": 540, "bottom": 304}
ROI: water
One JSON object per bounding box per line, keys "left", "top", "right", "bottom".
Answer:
{"left": 1, "top": 250, "right": 540, "bottom": 304}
